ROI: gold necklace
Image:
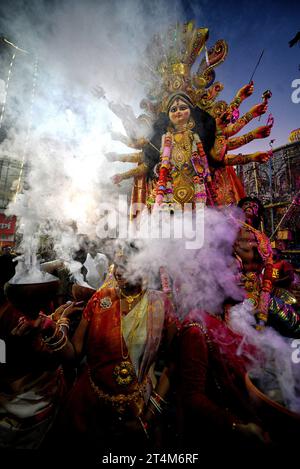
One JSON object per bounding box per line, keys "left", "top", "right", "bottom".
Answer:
{"left": 120, "top": 288, "right": 143, "bottom": 311}
{"left": 120, "top": 292, "right": 145, "bottom": 358}
{"left": 114, "top": 293, "right": 145, "bottom": 387}
{"left": 171, "top": 131, "right": 192, "bottom": 168}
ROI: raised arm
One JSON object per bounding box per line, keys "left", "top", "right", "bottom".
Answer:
{"left": 105, "top": 152, "right": 143, "bottom": 163}
{"left": 224, "top": 150, "right": 272, "bottom": 166}
{"left": 227, "top": 124, "right": 272, "bottom": 150}
{"left": 224, "top": 102, "right": 268, "bottom": 138}
{"left": 111, "top": 162, "right": 149, "bottom": 185}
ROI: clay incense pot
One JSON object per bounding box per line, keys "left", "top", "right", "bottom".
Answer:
{"left": 4, "top": 274, "right": 60, "bottom": 319}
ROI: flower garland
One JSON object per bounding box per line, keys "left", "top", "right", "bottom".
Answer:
{"left": 155, "top": 133, "right": 172, "bottom": 205}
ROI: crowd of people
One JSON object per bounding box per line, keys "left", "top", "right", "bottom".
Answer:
{"left": 0, "top": 194, "right": 299, "bottom": 458}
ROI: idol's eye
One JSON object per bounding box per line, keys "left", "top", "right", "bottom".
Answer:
{"left": 179, "top": 105, "right": 188, "bottom": 111}
{"left": 170, "top": 106, "right": 177, "bottom": 113}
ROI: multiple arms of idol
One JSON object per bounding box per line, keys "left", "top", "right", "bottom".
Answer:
{"left": 211, "top": 82, "right": 273, "bottom": 166}
{"left": 105, "top": 82, "right": 273, "bottom": 185}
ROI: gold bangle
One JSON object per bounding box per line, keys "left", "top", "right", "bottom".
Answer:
{"left": 152, "top": 390, "right": 168, "bottom": 406}
{"left": 52, "top": 334, "right": 68, "bottom": 352}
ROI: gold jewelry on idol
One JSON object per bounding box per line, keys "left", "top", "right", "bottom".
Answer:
{"left": 187, "top": 117, "right": 195, "bottom": 130}
{"left": 138, "top": 22, "right": 228, "bottom": 118}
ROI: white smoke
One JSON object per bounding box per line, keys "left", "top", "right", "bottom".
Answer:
{"left": 229, "top": 300, "right": 300, "bottom": 414}
{"left": 112, "top": 206, "right": 244, "bottom": 315}
{"left": 0, "top": 0, "right": 188, "bottom": 275}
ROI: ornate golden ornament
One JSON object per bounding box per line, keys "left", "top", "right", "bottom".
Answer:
{"left": 187, "top": 117, "right": 195, "bottom": 130}
{"left": 120, "top": 289, "right": 143, "bottom": 311}
{"left": 172, "top": 130, "right": 192, "bottom": 168}
{"left": 173, "top": 173, "right": 195, "bottom": 204}
{"left": 114, "top": 360, "right": 136, "bottom": 386}
{"left": 100, "top": 297, "right": 112, "bottom": 309}
{"left": 88, "top": 367, "right": 145, "bottom": 415}
{"left": 138, "top": 21, "right": 229, "bottom": 116}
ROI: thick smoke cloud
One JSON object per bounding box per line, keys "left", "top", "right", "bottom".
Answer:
{"left": 0, "top": 0, "right": 188, "bottom": 265}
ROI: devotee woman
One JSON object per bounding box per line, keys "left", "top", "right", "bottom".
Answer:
{"left": 59, "top": 247, "right": 178, "bottom": 451}
{"left": 0, "top": 294, "right": 83, "bottom": 449}
{"left": 177, "top": 308, "right": 270, "bottom": 454}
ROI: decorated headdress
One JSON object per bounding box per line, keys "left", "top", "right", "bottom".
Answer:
{"left": 165, "top": 91, "right": 195, "bottom": 112}
{"left": 138, "top": 21, "right": 229, "bottom": 118}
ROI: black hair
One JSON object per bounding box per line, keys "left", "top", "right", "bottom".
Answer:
{"left": 143, "top": 105, "right": 216, "bottom": 179}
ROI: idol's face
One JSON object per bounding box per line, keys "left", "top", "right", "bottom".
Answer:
{"left": 168, "top": 98, "right": 191, "bottom": 127}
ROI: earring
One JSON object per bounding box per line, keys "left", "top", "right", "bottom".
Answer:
{"left": 187, "top": 118, "right": 195, "bottom": 130}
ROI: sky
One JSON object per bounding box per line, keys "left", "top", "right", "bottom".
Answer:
{"left": 181, "top": 0, "right": 300, "bottom": 150}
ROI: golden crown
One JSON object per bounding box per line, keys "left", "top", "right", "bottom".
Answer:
{"left": 138, "top": 21, "right": 229, "bottom": 118}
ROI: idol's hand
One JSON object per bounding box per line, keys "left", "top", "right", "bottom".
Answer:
{"left": 110, "top": 131, "right": 127, "bottom": 143}
{"left": 251, "top": 151, "right": 272, "bottom": 163}
{"left": 216, "top": 110, "right": 231, "bottom": 130}
{"left": 236, "top": 81, "right": 254, "bottom": 100}
{"left": 252, "top": 126, "right": 272, "bottom": 139}
{"left": 124, "top": 417, "right": 149, "bottom": 441}
{"left": 111, "top": 174, "right": 123, "bottom": 185}
{"left": 105, "top": 152, "right": 118, "bottom": 161}
{"left": 250, "top": 102, "right": 268, "bottom": 118}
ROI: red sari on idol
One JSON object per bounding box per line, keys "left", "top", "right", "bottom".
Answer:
{"left": 61, "top": 284, "right": 177, "bottom": 450}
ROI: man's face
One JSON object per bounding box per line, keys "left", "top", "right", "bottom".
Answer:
{"left": 242, "top": 201, "right": 259, "bottom": 220}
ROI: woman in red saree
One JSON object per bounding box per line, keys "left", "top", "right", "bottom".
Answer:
{"left": 60, "top": 256, "right": 178, "bottom": 451}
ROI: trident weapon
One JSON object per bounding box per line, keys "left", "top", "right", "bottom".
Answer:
{"left": 270, "top": 191, "right": 300, "bottom": 240}
{"left": 249, "top": 50, "right": 264, "bottom": 83}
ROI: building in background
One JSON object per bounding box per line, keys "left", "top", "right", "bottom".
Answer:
{"left": 0, "top": 37, "right": 29, "bottom": 249}
{"left": 0, "top": 156, "right": 25, "bottom": 247}
{"left": 237, "top": 131, "right": 300, "bottom": 269}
